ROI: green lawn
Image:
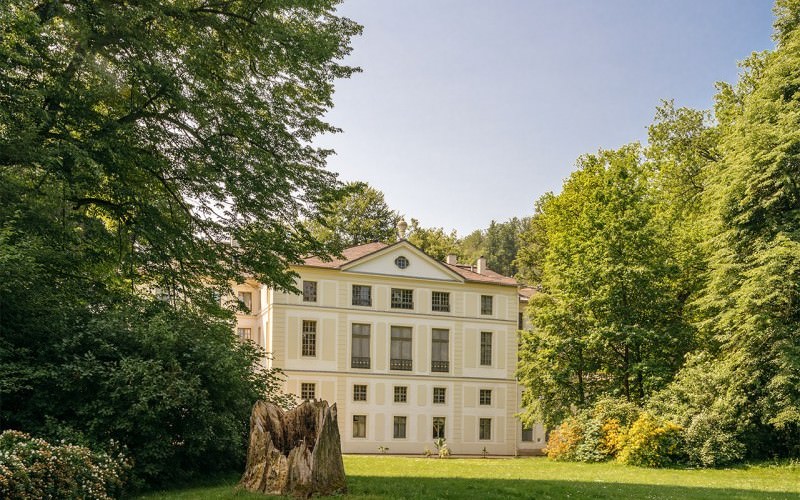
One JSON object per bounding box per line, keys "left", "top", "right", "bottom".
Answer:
{"left": 135, "top": 455, "right": 800, "bottom": 499}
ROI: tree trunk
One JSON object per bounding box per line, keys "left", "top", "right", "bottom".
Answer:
{"left": 239, "top": 400, "right": 347, "bottom": 498}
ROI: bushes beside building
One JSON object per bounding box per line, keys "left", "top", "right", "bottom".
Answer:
{"left": 544, "top": 399, "right": 685, "bottom": 467}
{"left": 0, "top": 431, "right": 130, "bottom": 499}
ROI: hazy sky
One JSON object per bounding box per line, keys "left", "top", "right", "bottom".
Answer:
{"left": 317, "top": 0, "right": 775, "bottom": 235}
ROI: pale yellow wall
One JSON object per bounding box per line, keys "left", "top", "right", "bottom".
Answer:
{"left": 234, "top": 245, "right": 546, "bottom": 455}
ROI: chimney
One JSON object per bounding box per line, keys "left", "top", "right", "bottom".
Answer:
{"left": 476, "top": 256, "right": 486, "bottom": 274}
{"left": 445, "top": 254, "right": 457, "bottom": 265}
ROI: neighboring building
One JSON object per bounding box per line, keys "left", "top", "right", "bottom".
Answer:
{"left": 234, "top": 237, "right": 546, "bottom": 455}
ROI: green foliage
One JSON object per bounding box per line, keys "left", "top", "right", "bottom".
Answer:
{"left": 406, "top": 220, "right": 460, "bottom": 261}
{"left": 518, "top": 145, "right": 694, "bottom": 427}
{"left": 0, "top": 0, "right": 361, "bottom": 298}
{"left": 306, "top": 182, "right": 400, "bottom": 249}
{"left": 459, "top": 218, "right": 530, "bottom": 277}
{"left": 617, "top": 414, "right": 685, "bottom": 467}
{"left": 0, "top": 430, "right": 131, "bottom": 500}
{"left": 0, "top": 0, "right": 357, "bottom": 490}
{"left": 543, "top": 399, "right": 645, "bottom": 464}
{"left": 0, "top": 224, "right": 293, "bottom": 487}
{"left": 647, "top": 353, "right": 748, "bottom": 466}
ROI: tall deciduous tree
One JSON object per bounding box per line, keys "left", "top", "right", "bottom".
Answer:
{"left": 0, "top": 0, "right": 360, "bottom": 486}
{"left": 0, "top": 0, "right": 361, "bottom": 297}
{"left": 519, "top": 145, "right": 693, "bottom": 426}
{"left": 459, "top": 217, "right": 530, "bottom": 276}
{"left": 406, "top": 219, "right": 460, "bottom": 261}
{"left": 305, "top": 181, "right": 400, "bottom": 249}
{"left": 689, "top": 0, "right": 800, "bottom": 452}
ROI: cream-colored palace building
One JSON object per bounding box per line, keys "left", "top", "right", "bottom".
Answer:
{"left": 234, "top": 238, "right": 545, "bottom": 455}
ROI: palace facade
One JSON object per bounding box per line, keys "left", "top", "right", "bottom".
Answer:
{"left": 234, "top": 238, "right": 545, "bottom": 455}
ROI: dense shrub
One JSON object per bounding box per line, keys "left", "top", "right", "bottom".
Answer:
{"left": 545, "top": 398, "right": 644, "bottom": 463}
{"left": 0, "top": 430, "right": 130, "bottom": 499}
{"left": 544, "top": 417, "right": 583, "bottom": 461}
{"left": 648, "top": 354, "right": 748, "bottom": 466}
{"left": 617, "top": 413, "right": 685, "bottom": 467}
{"left": 0, "top": 262, "right": 293, "bottom": 488}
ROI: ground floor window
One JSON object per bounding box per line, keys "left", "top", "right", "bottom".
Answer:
{"left": 353, "top": 384, "right": 367, "bottom": 401}
{"left": 353, "top": 415, "right": 366, "bottom": 438}
{"left": 479, "top": 418, "right": 492, "bottom": 440}
{"left": 393, "top": 416, "right": 407, "bottom": 439}
{"left": 237, "top": 327, "right": 252, "bottom": 341}
{"left": 433, "top": 417, "right": 446, "bottom": 439}
{"left": 521, "top": 425, "right": 533, "bottom": 442}
{"left": 433, "top": 387, "right": 446, "bottom": 404}
{"left": 300, "top": 383, "right": 315, "bottom": 401}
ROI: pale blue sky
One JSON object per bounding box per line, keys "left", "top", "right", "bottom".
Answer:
{"left": 318, "top": 0, "right": 775, "bottom": 235}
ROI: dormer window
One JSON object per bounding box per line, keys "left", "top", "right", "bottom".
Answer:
{"left": 394, "top": 256, "right": 409, "bottom": 269}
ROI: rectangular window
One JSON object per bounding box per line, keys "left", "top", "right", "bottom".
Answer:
{"left": 353, "top": 384, "right": 367, "bottom": 402}
{"left": 481, "top": 295, "right": 493, "bottom": 315}
{"left": 351, "top": 323, "right": 371, "bottom": 369}
{"left": 302, "top": 320, "right": 317, "bottom": 357}
{"left": 480, "top": 331, "right": 492, "bottom": 366}
{"left": 352, "top": 285, "right": 372, "bottom": 306}
{"left": 238, "top": 291, "right": 252, "bottom": 312}
{"left": 433, "top": 387, "right": 446, "bottom": 404}
{"left": 390, "top": 326, "right": 412, "bottom": 371}
{"left": 300, "top": 383, "right": 315, "bottom": 401}
{"left": 353, "top": 415, "right": 366, "bottom": 438}
{"left": 431, "top": 329, "right": 449, "bottom": 372}
{"left": 393, "top": 416, "right": 407, "bottom": 439}
{"left": 237, "top": 327, "right": 252, "bottom": 341}
{"left": 479, "top": 418, "right": 492, "bottom": 440}
{"left": 518, "top": 312, "right": 523, "bottom": 329}
{"left": 432, "top": 417, "right": 446, "bottom": 439}
{"left": 521, "top": 425, "right": 533, "bottom": 442}
{"left": 394, "top": 386, "right": 407, "bottom": 403}
{"left": 480, "top": 389, "right": 492, "bottom": 406}
{"left": 302, "top": 281, "right": 317, "bottom": 302}
{"left": 391, "top": 288, "right": 413, "bottom": 309}
{"left": 431, "top": 291, "right": 450, "bottom": 312}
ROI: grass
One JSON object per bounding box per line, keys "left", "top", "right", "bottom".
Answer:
{"left": 134, "top": 455, "right": 800, "bottom": 499}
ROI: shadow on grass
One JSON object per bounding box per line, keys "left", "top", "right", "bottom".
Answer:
{"left": 340, "top": 475, "right": 800, "bottom": 500}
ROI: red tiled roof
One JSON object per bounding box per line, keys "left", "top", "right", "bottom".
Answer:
{"left": 442, "top": 263, "right": 517, "bottom": 287}
{"left": 300, "top": 241, "right": 517, "bottom": 287}
{"left": 518, "top": 286, "right": 538, "bottom": 301}
{"left": 302, "top": 242, "right": 389, "bottom": 269}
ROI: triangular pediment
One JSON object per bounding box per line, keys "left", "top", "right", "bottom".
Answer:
{"left": 341, "top": 241, "right": 464, "bottom": 283}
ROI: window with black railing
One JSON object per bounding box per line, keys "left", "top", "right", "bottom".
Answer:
{"left": 431, "top": 328, "right": 449, "bottom": 372}
{"left": 351, "top": 323, "right": 370, "bottom": 369}
{"left": 390, "top": 326, "right": 412, "bottom": 371}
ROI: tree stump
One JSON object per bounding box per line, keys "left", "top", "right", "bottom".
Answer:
{"left": 239, "top": 400, "right": 347, "bottom": 497}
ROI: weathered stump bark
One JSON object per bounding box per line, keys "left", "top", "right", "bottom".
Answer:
{"left": 239, "top": 400, "right": 347, "bottom": 497}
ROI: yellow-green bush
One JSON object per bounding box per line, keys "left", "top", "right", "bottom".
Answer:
{"left": 617, "top": 413, "right": 684, "bottom": 467}
{"left": 544, "top": 417, "right": 583, "bottom": 461}
{"left": 600, "top": 418, "right": 626, "bottom": 457}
